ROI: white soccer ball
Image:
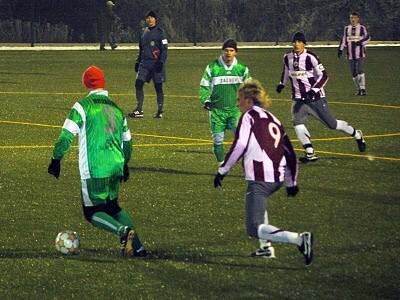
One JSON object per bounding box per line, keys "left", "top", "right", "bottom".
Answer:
{"left": 55, "top": 230, "right": 80, "bottom": 255}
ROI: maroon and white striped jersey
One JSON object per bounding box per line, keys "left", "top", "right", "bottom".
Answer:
{"left": 279, "top": 49, "right": 328, "bottom": 100}
{"left": 218, "top": 105, "right": 298, "bottom": 186}
{"left": 339, "top": 24, "right": 370, "bottom": 60}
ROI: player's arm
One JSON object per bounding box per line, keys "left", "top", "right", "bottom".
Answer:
{"left": 53, "top": 103, "right": 83, "bottom": 160}
{"left": 158, "top": 29, "right": 168, "bottom": 64}
{"left": 199, "top": 65, "right": 212, "bottom": 107}
{"left": 122, "top": 117, "right": 132, "bottom": 163}
{"left": 218, "top": 113, "right": 251, "bottom": 176}
{"left": 243, "top": 66, "right": 251, "bottom": 81}
{"left": 339, "top": 27, "right": 347, "bottom": 50}
{"left": 309, "top": 55, "right": 328, "bottom": 94}
{"left": 276, "top": 55, "right": 289, "bottom": 93}
{"left": 359, "top": 25, "right": 370, "bottom": 45}
{"left": 136, "top": 35, "right": 143, "bottom": 63}
{"left": 282, "top": 132, "right": 298, "bottom": 187}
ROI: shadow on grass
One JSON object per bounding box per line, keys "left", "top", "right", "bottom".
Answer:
{"left": 0, "top": 248, "right": 304, "bottom": 270}
{"left": 131, "top": 166, "right": 240, "bottom": 178}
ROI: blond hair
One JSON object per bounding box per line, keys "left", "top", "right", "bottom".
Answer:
{"left": 238, "top": 79, "right": 272, "bottom": 109}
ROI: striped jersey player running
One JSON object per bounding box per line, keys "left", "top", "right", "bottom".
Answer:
{"left": 214, "top": 79, "right": 314, "bottom": 266}
{"left": 276, "top": 32, "right": 367, "bottom": 163}
{"left": 338, "top": 12, "right": 370, "bottom": 96}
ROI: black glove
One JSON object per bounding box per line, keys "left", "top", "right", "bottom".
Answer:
{"left": 304, "top": 90, "right": 316, "bottom": 102}
{"left": 337, "top": 49, "right": 343, "bottom": 58}
{"left": 203, "top": 101, "right": 212, "bottom": 111}
{"left": 355, "top": 41, "right": 361, "bottom": 46}
{"left": 276, "top": 84, "right": 285, "bottom": 93}
{"left": 134, "top": 62, "right": 139, "bottom": 73}
{"left": 155, "top": 61, "right": 163, "bottom": 72}
{"left": 214, "top": 172, "right": 225, "bottom": 188}
{"left": 122, "top": 164, "right": 130, "bottom": 182}
{"left": 48, "top": 158, "right": 61, "bottom": 179}
{"left": 286, "top": 186, "right": 299, "bottom": 197}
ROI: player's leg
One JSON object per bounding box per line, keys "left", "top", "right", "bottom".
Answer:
{"left": 311, "top": 99, "right": 366, "bottom": 152}
{"left": 108, "top": 176, "right": 146, "bottom": 257}
{"left": 350, "top": 60, "right": 361, "bottom": 95}
{"left": 81, "top": 178, "right": 128, "bottom": 238}
{"left": 129, "top": 67, "right": 151, "bottom": 118}
{"left": 153, "top": 81, "right": 164, "bottom": 118}
{"left": 356, "top": 58, "right": 366, "bottom": 95}
{"left": 292, "top": 101, "right": 318, "bottom": 163}
{"left": 245, "top": 181, "right": 281, "bottom": 258}
{"left": 210, "top": 109, "right": 227, "bottom": 164}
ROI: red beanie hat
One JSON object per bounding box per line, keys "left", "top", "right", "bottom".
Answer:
{"left": 82, "top": 65, "right": 105, "bottom": 89}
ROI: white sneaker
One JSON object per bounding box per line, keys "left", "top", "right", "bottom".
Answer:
{"left": 251, "top": 246, "right": 276, "bottom": 259}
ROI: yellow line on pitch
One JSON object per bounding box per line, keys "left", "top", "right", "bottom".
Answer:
{"left": 293, "top": 148, "right": 400, "bottom": 161}
{"left": 0, "top": 91, "right": 399, "bottom": 109}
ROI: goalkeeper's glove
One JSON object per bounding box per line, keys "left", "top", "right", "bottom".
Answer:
{"left": 48, "top": 158, "right": 61, "bottom": 179}
{"left": 214, "top": 172, "right": 225, "bottom": 188}
{"left": 276, "top": 84, "right": 285, "bottom": 93}
{"left": 286, "top": 186, "right": 299, "bottom": 197}
{"left": 337, "top": 49, "right": 343, "bottom": 58}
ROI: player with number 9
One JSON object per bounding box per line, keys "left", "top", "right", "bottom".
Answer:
{"left": 213, "top": 79, "right": 314, "bottom": 266}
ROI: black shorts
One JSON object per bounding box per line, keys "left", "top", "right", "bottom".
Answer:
{"left": 82, "top": 199, "right": 122, "bottom": 222}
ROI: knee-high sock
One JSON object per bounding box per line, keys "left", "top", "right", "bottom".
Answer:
{"left": 91, "top": 211, "right": 126, "bottom": 236}
{"left": 294, "top": 124, "right": 314, "bottom": 154}
{"left": 259, "top": 210, "right": 271, "bottom": 248}
{"left": 336, "top": 120, "right": 355, "bottom": 136}
{"left": 154, "top": 83, "right": 164, "bottom": 112}
{"left": 113, "top": 209, "right": 143, "bottom": 251}
{"left": 258, "top": 224, "right": 302, "bottom": 246}
{"left": 358, "top": 73, "right": 366, "bottom": 89}
{"left": 213, "top": 144, "right": 224, "bottom": 163}
{"left": 135, "top": 79, "right": 145, "bottom": 111}
{"left": 353, "top": 76, "right": 360, "bottom": 90}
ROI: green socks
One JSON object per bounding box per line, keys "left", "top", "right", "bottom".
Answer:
{"left": 213, "top": 143, "right": 225, "bottom": 163}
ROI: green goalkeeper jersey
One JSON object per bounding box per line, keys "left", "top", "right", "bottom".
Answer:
{"left": 199, "top": 56, "right": 251, "bottom": 109}
{"left": 52, "top": 90, "right": 132, "bottom": 179}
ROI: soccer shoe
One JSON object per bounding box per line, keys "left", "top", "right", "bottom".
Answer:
{"left": 120, "top": 227, "right": 135, "bottom": 257}
{"left": 111, "top": 44, "right": 118, "bottom": 50}
{"left": 153, "top": 111, "right": 163, "bottom": 118}
{"left": 355, "top": 130, "right": 367, "bottom": 152}
{"left": 133, "top": 246, "right": 148, "bottom": 258}
{"left": 298, "top": 232, "right": 314, "bottom": 266}
{"left": 360, "top": 89, "right": 366, "bottom": 96}
{"left": 355, "top": 89, "right": 361, "bottom": 96}
{"left": 128, "top": 110, "right": 144, "bottom": 118}
{"left": 100, "top": 47, "right": 107, "bottom": 51}
{"left": 251, "top": 246, "right": 276, "bottom": 259}
{"left": 299, "top": 153, "right": 319, "bottom": 163}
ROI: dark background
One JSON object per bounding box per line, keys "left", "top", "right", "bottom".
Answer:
{"left": 0, "top": 0, "right": 398, "bottom": 43}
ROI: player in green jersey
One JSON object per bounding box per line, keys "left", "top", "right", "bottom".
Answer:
{"left": 199, "top": 39, "right": 251, "bottom": 164}
{"left": 48, "top": 65, "right": 147, "bottom": 258}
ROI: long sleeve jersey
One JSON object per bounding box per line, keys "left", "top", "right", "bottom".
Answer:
{"left": 136, "top": 24, "right": 168, "bottom": 66}
{"left": 199, "top": 56, "right": 251, "bottom": 109}
{"left": 339, "top": 23, "right": 370, "bottom": 60}
{"left": 218, "top": 105, "right": 298, "bottom": 187}
{"left": 52, "top": 90, "right": 132, "bottom": 179}
{"left": 279, "top": 49, "right": 328, "bottom": 101}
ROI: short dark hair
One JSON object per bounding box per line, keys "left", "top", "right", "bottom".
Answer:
{"left": 350, "top": 12, "right": 360, "bottom": 17}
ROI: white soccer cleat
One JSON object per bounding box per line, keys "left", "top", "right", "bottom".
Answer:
{"left": 251, "top": 246, "right": 276, "bottom": 259}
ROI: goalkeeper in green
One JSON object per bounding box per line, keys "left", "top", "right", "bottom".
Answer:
{"left": 199, "top": 39, "right": 251, "bottom": 164}
{"left": 48, "top": 65, "right": 146, "bottom": 258}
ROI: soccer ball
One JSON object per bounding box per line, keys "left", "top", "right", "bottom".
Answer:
{"left": 55, "top": 230, "right": 80, "bottom": 255}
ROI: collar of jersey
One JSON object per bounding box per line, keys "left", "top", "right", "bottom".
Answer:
{"left": 87, "top": 89, "right": 109, "bottom": 97}
{"left": 218, "top": 56, "right": 237, "bottom": 70}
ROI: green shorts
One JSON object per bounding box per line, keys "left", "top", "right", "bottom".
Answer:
{"left": 209, "top": 107, "right": 241, "bottom": 134}
{"left": 81, "top": 176, "right": 121, "bottom": 207}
